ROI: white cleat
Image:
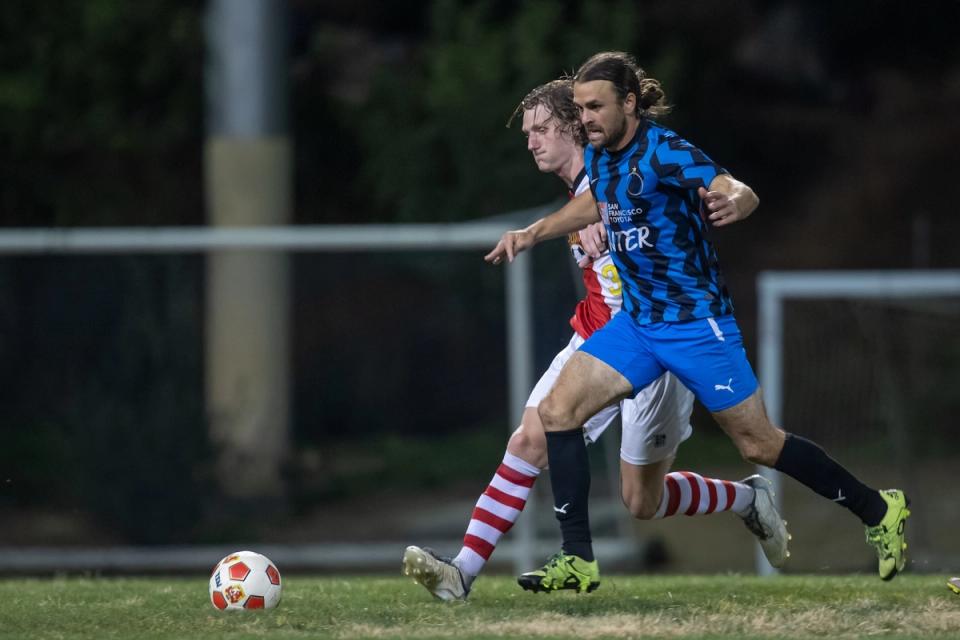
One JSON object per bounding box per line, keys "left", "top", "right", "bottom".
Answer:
{"left": 739, "top": 475, "right": 790, "bottom": 568}
{"left": 402, "top": 545, "right": 469, "bottom": 602}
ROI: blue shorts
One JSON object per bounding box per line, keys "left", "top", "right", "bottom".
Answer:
{"left": 579, "top": 312, "right": 758, "bottom": 412}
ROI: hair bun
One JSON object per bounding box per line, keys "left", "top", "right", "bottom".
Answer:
{"left": 638, "top": 78, "right": 665, "bottom": 110}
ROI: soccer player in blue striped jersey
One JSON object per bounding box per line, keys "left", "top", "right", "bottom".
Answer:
{"left": 403, "top": 80, "right": 789, "bottom": 601}
{"left": 486, "top": 51, "right": 910, "bottom": 581}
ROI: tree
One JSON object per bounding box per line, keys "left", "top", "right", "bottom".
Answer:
{"left": 0, "top": 1, "right": 203, "bottom": 226}
{"left": 356, "top": 0, "right": 644, "bottom": 222}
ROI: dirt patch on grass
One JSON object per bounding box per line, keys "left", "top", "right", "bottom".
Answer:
{"left": 337, "top": 600, "right": 959, "bottom": 638}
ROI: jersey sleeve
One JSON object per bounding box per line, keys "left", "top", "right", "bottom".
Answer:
{"left": 651, "top": 134, "right": 728, "bottom": 190}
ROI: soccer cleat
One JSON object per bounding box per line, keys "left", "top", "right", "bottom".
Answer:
{"left": 948, "top": 578, "right": 960, "bottom": 595}
{"left": 402, "top": 546, "right": 470, "bottom": 602}
{"left": 865, "top": 489, "right": 911, "bottom": 581}
{"left": 517, "top": 551, "right": 599, "bottom": 594}
{"left": 739, "top": 474, "right": 791, "bottom": 568}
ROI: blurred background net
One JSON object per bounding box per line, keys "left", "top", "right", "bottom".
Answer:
{"left": 777, "top": 296, "right": 960, "bottom": 574}
{"left": 0, "top": 245, "right": 565, "bottom": 549}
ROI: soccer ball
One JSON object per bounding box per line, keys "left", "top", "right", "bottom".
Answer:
{"left": 209, "top": 550, "right": 282, "bottom": 610}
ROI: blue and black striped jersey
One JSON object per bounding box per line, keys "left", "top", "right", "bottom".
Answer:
{"left": 584, "top": 119, "right": 733, "bottom": 324}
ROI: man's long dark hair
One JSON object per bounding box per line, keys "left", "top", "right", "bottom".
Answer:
{"left": 574, "top": 51, "right": 671, "bottom": 119}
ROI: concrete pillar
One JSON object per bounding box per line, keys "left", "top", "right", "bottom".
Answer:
{"left": 204, "top": 0, "right": 290, "bottom": 501}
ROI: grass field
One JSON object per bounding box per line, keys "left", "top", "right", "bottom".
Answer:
{"left": 0, "top": 574, "right": 957, "bottom": 639}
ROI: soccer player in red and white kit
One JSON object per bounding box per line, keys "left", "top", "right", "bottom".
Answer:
{"left": 402, "top": 79, "right": 788, "bottom": 601}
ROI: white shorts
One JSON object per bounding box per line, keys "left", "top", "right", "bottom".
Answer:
{"left": 526, "top": 332, "right": 694, "bottom": 466}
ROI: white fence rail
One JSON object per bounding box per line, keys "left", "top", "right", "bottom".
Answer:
{"left": 0, "top": 224, "right": 511, "bottom": 254}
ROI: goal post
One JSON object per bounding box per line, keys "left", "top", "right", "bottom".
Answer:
{"left": 756, "top": 269, "right": 960, "bottom": 575}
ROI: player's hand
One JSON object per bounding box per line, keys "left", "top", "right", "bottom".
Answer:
{"left": 698, "top": 186, "right": 749, "bottom": 227}
{"left": 485, "top": 229, "right": 534, "bottom": 265}
{"left": 577, "top": 222, "right": 608, "bottom": 264}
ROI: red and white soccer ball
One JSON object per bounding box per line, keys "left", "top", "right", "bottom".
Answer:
{"left": 209, "top": 550, "right": 282, "bottom": 611}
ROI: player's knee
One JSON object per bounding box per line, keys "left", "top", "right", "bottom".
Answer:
{"left": 620, "top": 482, "right": 660, "bottom": 520}
{"left": 738, "top": 444, "right": 763, "bottom": 465}
{"left": 507, "top": 425, "right": 546, "bottom": 469}
{"left": 537, "top": 395, "right": 574, "bottom": 432}
{"left": 622, "top": 489, "right": 659, "bottom": 520}
{"left": 736, "top": 437, "right": 778, "bottom": 467}
{"left": 727, "top": 418, "right": 783, "bottom": 466}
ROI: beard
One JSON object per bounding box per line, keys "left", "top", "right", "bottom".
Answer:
{"left": 586, "top": 112, "right": 630, "bottom": 151}
{"left": 601, "top": 113, "right": 629, "bottom": 150}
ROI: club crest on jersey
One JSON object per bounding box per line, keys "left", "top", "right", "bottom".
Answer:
{"left": 627, "top": 167, "right": 644, "bottom": 197}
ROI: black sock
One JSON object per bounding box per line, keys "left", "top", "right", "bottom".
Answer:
{"left": 545, "top": 429, "right": 594, "bottom": 561}
{"left": 774, "top": 433, "right": 887, "bottom": 526}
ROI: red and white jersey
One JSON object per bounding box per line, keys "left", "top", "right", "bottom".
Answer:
{"left": 567, "top": 169, "right": 623, "bottom": 340}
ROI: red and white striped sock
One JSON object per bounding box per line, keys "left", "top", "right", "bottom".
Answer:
{"left": 453, "top": 451, "right": 540, "bottom": 580}
{"left": 653, "top": 471, "right": 754, "bottom": 519}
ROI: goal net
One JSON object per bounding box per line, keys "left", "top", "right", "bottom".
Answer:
{"left": 757, "top": 270, "right": 960, "bottom": 575}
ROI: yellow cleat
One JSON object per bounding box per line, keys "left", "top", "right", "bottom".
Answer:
{"left": 865, "top": 489, "right": 910, "bottom": 581}
{"left": 517, "top": 552, "right": 599, "bottom": 594}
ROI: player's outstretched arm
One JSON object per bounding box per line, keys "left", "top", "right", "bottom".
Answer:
{"left": 485, "top": 190, "right": 599, "bottom": 264}
{"left": 698, "top": 174, "right": 759, "bottom": 227}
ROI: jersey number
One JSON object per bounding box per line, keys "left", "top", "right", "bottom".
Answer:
{"left": 601, "top": 264, "right": 622, "bottom": 296}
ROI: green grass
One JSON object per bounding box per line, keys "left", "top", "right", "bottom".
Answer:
{"left": 0, "top": 574, "right": 957, "bottom": 639}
